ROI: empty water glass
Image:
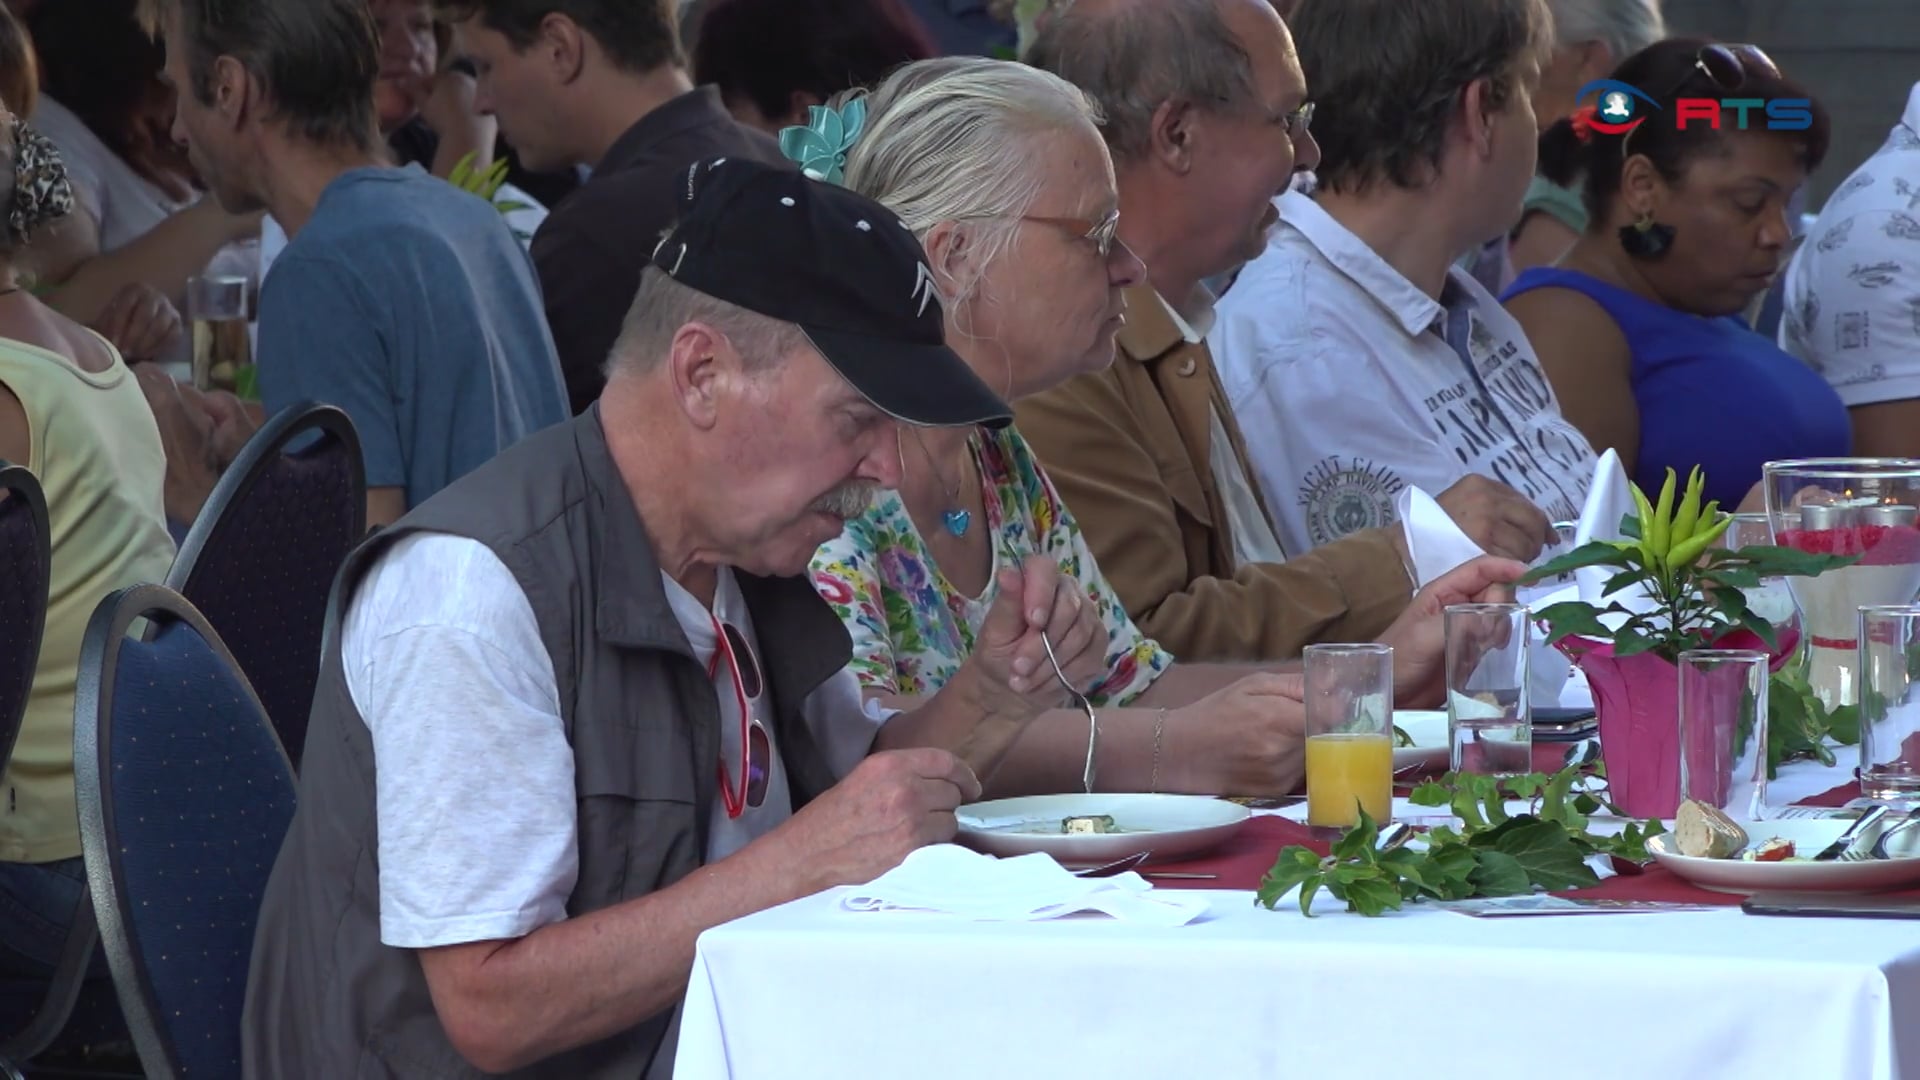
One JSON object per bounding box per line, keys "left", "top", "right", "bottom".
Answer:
{"left": 1858, "top": 605, "right": 1920, "bottom": 808}
{"left": 1445, "top": 604, "right": 1533, "bottom": 776}
{"left": 1678, "top": 649, "right": 1770, "bottom": 821}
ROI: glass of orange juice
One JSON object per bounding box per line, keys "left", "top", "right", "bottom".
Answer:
{"left": 1304, "top": 644, "right": 1394, "bottom": 828}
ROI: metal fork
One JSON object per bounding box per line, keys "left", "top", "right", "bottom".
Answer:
{"left": 1834, "top": 814, "right": 1920, "bottom": 861}
{"left": 1041, "top": 631, "right": 1098, "bottom": 794}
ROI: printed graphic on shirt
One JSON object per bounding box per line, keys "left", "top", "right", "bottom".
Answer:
{"left": 1849, "top": 261, "right": 1904, "bottom": 289}
{"left": 1837, "top": 311, "right": 1872, "bottom": 351}
{"left": 1818, "top": 218, "right": 1855, "bottom": 253}
{"left": 1896, "top": 178, "right": 1920, "bottom": 211}
{"left": 1830, "top": 173, "right": 1876, "bottom": 207}
{"left": 1886, "top": 213, "right": 1920, "bottom": 242}
{"left": 1299, "top": 457, "right": 1404, "bottom": 546}
{"left": 1422, "top": 318, "right": 1592, "bottom": 524}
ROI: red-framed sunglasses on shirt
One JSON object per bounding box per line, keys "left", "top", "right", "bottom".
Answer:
{"left": 709, "top": 614, "right": 771, "bottom": 819}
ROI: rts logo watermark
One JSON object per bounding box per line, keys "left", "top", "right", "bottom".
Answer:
{"left": 1574, "top": 78, "right": 1813, "bottom": 134}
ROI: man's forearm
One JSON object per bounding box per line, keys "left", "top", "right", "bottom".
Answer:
{"left": 420, "top": 837, "right": 809, "bottom": 1074}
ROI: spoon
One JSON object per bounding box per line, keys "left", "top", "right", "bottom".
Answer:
{"left": 1073, "top": 851, "right": 1151, "bottom": 877}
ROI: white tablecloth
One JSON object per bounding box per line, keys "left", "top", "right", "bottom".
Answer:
{"left": 676, "top": 884, "right": 1920, "bottom": 1080}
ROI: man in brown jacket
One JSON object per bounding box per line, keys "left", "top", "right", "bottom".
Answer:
{"left": 1022, "top": 0, "right": 1553, "bottom": 661}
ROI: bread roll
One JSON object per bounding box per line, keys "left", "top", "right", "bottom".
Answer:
{"left": 1674, "top": 799, "right": 1749, "bottom": 859}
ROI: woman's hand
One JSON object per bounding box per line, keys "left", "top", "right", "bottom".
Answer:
{"left": 1162, "top": 673, "right": 1308, "bottom": 796}
{"left": 968, "top": 554, "right": 1106, "bottom": 704}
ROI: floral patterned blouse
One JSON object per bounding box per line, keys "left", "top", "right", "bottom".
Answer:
{"left": 811, "top": 425, "right": 1172, "bottom": 707}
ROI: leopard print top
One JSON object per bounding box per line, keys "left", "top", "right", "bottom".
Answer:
{"left": 8, "top": 115, "right": 73, "bottom": 244}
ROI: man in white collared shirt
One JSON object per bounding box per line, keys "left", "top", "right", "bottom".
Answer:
{"left": 1780, "top": 82, "right": 1920, "bottom": 458}
{"left": 1209, "top": 0, "right": 1596, "bottom": 557}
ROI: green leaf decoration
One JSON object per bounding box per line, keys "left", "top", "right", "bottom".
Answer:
{"left": 1259, "top": 760, "right": 1661, "bottom": 917}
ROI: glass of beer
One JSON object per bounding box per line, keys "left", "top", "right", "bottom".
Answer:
{"left": 187, "top": 274, "right": 253, "bottom": 396}
{"left": 1303, "top": 644, "right": 1394, "bottom": 829}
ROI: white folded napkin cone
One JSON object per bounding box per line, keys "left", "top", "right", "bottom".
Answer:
{"left": 841, "top": 845, "right": 1212, "bottom": 927}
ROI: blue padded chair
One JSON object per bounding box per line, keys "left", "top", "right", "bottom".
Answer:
{"left": 167, "top": 402, "right": 363, "bottom": 772}
{"left": 74, "top": 585, "right": 297, "bottom": 1080}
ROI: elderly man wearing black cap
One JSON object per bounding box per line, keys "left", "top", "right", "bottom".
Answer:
{"left": 240, "top": 159, "right": 1107, "bottom": 1078}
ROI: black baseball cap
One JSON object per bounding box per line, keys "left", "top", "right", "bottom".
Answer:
{"left": 651, "top": 157, "right": 1012, "bottom": 429}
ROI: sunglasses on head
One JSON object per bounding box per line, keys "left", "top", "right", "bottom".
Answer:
{"left": 1622, "top": 43, "right": 1783, "bottom": 159}
{"left": 712, "top": 617, "right": 770, "bottom": 818}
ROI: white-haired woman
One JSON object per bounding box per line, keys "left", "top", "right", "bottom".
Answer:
{"left": 806, "top": 58, "right": 1518, "bottom": 797}
{"left": 1511, "top": 0, "right": 1668, "bottom": 274}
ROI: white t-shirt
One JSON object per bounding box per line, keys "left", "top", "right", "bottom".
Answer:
{"left": 1210, "top": 190, "right": 1597, "bottom": 556}
{"left": 341, "top": 532, "right": 883, "bottom": 950}
{"left": 1779, "top": 83, "right": 1920, "bottom": 405}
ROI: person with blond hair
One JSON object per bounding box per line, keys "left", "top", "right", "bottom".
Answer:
{"left": 811, "top": 56, "right": 1524, "bottom": 798}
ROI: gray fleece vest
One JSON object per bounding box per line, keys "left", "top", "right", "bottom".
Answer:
{"left": 241, "top": 408, "right": 848, "bottom": 1078}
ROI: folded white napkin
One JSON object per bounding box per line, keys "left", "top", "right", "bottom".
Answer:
{"left": 1395, "top": 487, "right": 1572, "bottom": 706}
{"left": 1395, "top": 451, "right": 1669, "bottom": 709}
{"left": 841, "top": 845, "right": 1212, "bottom": 926}
{"left": 1529, "top": 449, "right": 1664, "bottom": 630}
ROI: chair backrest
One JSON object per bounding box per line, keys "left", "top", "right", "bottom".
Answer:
{"left": 167, "top": 402, "right": 364, "bottom": 771}
{"left": 0, "top": 462, "right": 50, "bottom": 772}
{"left": 74, "top": 585, "right": 297, "bottom": 1080}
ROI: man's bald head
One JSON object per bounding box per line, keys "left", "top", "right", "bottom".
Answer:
{"left": 1026, "top": 0, "right": 1288, "bottom": 166}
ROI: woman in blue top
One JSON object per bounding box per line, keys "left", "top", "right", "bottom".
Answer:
{"left": 1503, "top": 38, "right": 1850, "bottom": 509}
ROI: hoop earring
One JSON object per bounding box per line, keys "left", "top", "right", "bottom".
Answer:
{"left": 1618, "top": 212, "right": 1676, "bottom": 261}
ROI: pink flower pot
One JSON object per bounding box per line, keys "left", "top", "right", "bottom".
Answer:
{"left": 1564, "top": 628, "right": 1792, "bottom": 820}
{"left": 1569, "top": 645, "right": 1685, "bottom": 818}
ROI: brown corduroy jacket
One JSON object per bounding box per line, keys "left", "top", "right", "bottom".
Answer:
{"left": 1015, "top": 284, "right": 1414, "bottom": 661}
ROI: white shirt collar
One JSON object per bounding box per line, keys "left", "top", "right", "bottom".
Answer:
{"left": 1901, "top": 82, "right": 1920, "bottom": 140}
{"left": 1276, "top": 189, "right": 1450, "bottom": 339}
{"left": 1153, "top": 285, "right": 1218, "bottom": 344}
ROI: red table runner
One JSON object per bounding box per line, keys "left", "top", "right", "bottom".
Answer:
{"left": 1154, "top": 782, "right": 1911, "bottom": 908}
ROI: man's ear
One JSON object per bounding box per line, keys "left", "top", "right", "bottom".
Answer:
{"left": 1461, "top": 76, "right": 1499, "bottom": 160}
{"left": 1148, "top": 98, "right": 1199, "bottom": 174}
{"left": 666, "top": 322, "right": 732, "bottom": 430}
{"left": 539, "top": 11, "right": 588, "bottom": 84}
{"left": 209, "top": 55, "right": 254, "bottom": 131}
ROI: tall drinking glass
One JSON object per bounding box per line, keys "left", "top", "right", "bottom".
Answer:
{"left": 1304, "top": 644, "right": 1393, "bottom": 828}
{"left": 1677, "top": 650, "right": 1770, "bottom": 821}
{"left": 1445, "top": 604, "right": 1533, "bottom": 776}
{"left": 1857, "top": 605, "right": 1920, "bottom": 807}
{"left": 187, "top": 273, "right": 253, "bottom": 395}
{"left": 1764, "top": 459, "right": 1920, "bottom": 710}
{"left": 1721, "top": 512, "right": 1803, "bottom": 649}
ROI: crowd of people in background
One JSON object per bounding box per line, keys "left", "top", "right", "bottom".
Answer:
{"left": 0, "top": 0, "right": 1911, "bottom": 1073}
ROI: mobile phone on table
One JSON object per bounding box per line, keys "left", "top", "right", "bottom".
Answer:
{"left": 1531, "top": 707, "right": 1597, "bottom": 742}
{"left": 1743, "top": 892, "right": 1920, "bottom": 919}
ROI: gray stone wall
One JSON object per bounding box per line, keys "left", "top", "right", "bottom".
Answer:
{"left": 1661, "top": 0, "right": 1920, "bottom": 208}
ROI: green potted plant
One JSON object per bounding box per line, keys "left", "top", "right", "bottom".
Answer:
{"left": 448, "top": 152, "right": 535, "bottom": 244}
{"left": 1521, "top": 467, "right": 1854, "bottom": 817}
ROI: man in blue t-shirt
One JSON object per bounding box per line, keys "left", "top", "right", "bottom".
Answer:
{"left": 148, "top": 0, "right": 567, "bottom": 528}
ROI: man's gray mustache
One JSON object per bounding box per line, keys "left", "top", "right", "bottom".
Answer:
{"left": 808, "top": 483, "right": 877, "bottom": 519}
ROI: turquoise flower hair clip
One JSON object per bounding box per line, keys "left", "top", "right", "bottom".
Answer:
{"left": 778, "top": 98, "right": 867, "bottom": 185}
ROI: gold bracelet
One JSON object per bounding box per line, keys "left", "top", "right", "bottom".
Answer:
{"left": 1150, "top": 708, "right": 1168, "bottom": 794}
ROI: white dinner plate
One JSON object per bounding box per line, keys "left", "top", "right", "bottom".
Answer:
{"left": 1392, "top": 710, "right": 1449, "bottom": 772}
{"left": 1646, "top": 816, "right": 1920, "bottom": 895}
{"left": 954, "top": 793, "right": 1250, "bottom": 868}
